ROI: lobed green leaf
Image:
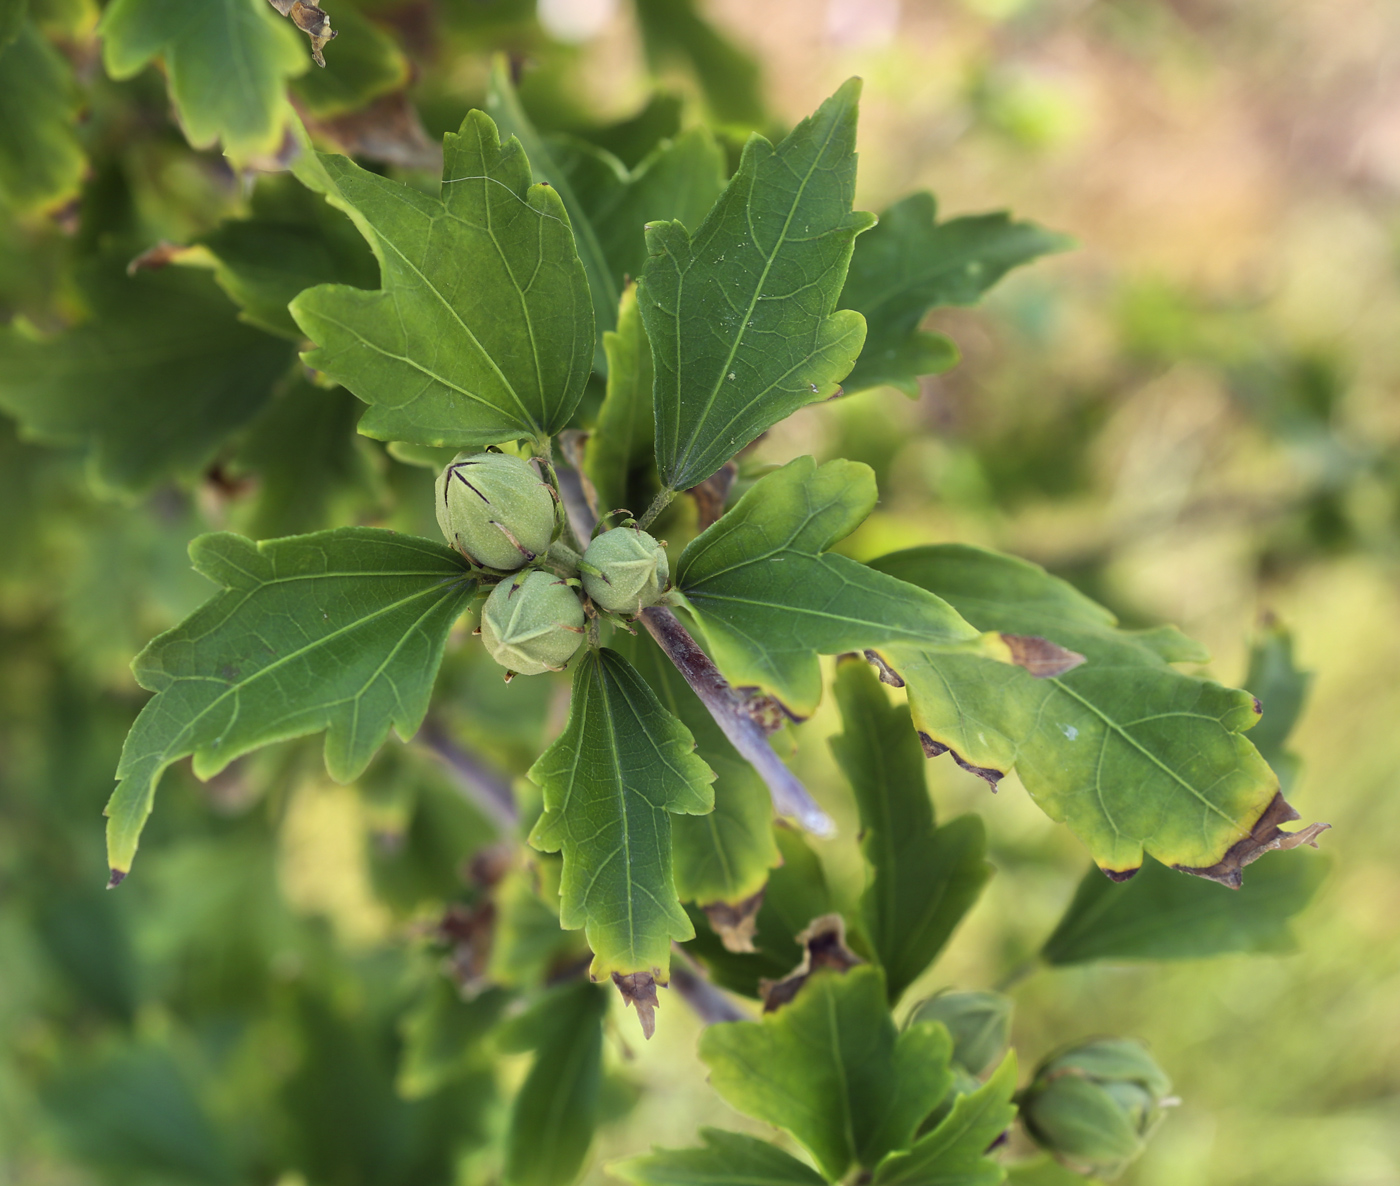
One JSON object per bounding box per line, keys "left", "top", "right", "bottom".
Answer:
{"left": 586, "top": 285, "right": 659, "bottom": 519}
{"left": 638, "top": 79, "right": 876, "bottom": 492}
{"left": 675, "top": 456, "right": 994, "bottom": 716}
{"left": 528, "top": 647, "right": 715, "bottom": 979}
{"left": 291, "top": 107, "right": 594, "bottom": 448}
{"left": 107, "top": 528, "right": 476, "bottom": 877}
{"left": 698, "top": 965, "right": 953, "bottom": 1179}
{"left": 868, "top": 545, "right": 1279, "bottom": 879}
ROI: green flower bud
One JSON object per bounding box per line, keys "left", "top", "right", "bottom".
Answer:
{"left": 435, "top": 452, "right": 555, "bottom": 570}
{"left": 479, "top": 570, "right": 586, "bottom": 676}
{"left": 1021, "top": 1039, "right": 1175, "bottom": 1180}
{"left": 580, "top": 527, "right": 669, "bottom": 614}
{"left": 910, "top": 990, "right": 1013, "bottom": 1075}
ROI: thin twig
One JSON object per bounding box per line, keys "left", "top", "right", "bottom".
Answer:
{"left": 640, "top": 606, "right": 834, "bottom": 836}
{"left": 554, "top": 454, "right": 598, "bottom": 543}
{"left": 670, "top": 944, "right": 750, "bottom": 1024}
{"left": 416, "top": 717, "right": 519, "bottom": 829}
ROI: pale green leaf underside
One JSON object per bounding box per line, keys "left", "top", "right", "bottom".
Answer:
{"left": 613, "top": 1128, "right": 828, "bottom": 1186}
{"left": 528, "top": 648, "right": 715, "bottom": 979}
{"left": 833, "top": 660, "right": 991, "bottom": 1003}
{"left": 841, "top": 193, "right": 1071, "bottom": 395}
{"left": 624, "top": 632, "right": 779, "bottom": 907}
{"left": 639, "top": 78, "right": 876, "bottom": 492}
{"left": 872, "top": 1053, "right": 1018, "bottom": 1186}
{"left": 699, "top": 966, "right": 954, "bottom": 1180}
{"left": 107, "top": 528, "right": 476, "bottom": 875}
{"left": 676, "top": 457, "right": 990, "bottom": 717}
{"left": 291, "top": 108, "right": 593, "bottom": 448}
{"left": 98, "top": 0, "right": 307, "bottom": 160}
{"left": 0, "top": 23, "right": 84, "bottom": 212}
{"left": 0, "top": 261, "right": 294, "bottom": 496}
{"left": 1041, "top": 853, "right": 1326, "bottom": 965}
{"left": 868, "top": 545, "right": 1278, "bottom": 877}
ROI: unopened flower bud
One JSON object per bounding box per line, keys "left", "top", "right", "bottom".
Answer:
{"left": 435, "top": 452, "right": 555, "bottom": 571}
{"left": 479, "top": 570, "right": 586, "bottom": 676}
{"left": 581, "top": 527, "right": 668, "bottom": 614}
{"left": 1021, "top": 1039, "right": 1175, "bottom": 1180}
{"left": 911, "top": 990, "right": 1012, "bottom": 1075}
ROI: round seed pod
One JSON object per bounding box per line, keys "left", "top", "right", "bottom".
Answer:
{"left": 479, "top": 569, "right": 586, "bottom": 676}
{"left": 435, "top": 452, "right": 555, "bottom": 570}
{"left": 580, "top": 527, "right": 669, "bottom": 614}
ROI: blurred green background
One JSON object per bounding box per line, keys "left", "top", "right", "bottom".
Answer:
{"left": 2, "top": 1, "right": 1398, "bottom": 1185}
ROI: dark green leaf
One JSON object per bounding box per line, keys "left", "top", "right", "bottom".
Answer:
{"left": 624, "top": 630, "right": 779, "bottom": 907}
{"left": 0, "top": 0, "right": 25, "bottom": 48}
{"left": 1041, "top": 852, "right": 1326, "bottom": 965}
{"left": 638, "top": 80, "right": 876, "bottom": 492}
{"left": 487, "top": 55, "right": 618, "bottom": 369}
{"left": 832, "top": 659, "right": 991, "bottom": 1002}
{"left": 191, "top": 172, "right": 379, "bottom": 340}
{"left": 586, "top": 284, "right": 657, "bottom": 518}
{"left": 528, "top": 647, "right": 715, "bottom": 978}
{"left": 577, "top": 92, "right": 684, "bottom": 169}
{"left": 872, "top": 1053, "right": 1018, "bottom": 1186}
{"left": 868, "top": 545, "right": 1279, "bottom": 879}
{"left": 613, "top": 1128, "right": 828, "bottom": 1186}
{"left": 0, "top": 23, "right": 84, "bottom": 212}
{"left": 634, "top": 0, "right": 763, "bottom": 127}
{"left": 840, "top": 194, "right": 1070, "bottom": 395}
{"left": 107, "top": 528, "right": 476, "bottom": 876}
{"left": 675, "top": 457, "right": 993, "bottom": 716}
{"left": 291, "top": 108, "right": 594, "bottom": 448}
{"left": 699, "top": 965, "right": 954, "bottom": 1179}
{"left": 98, "top": 0, "right": 307, "bottom": 161}
{"left": 498, "top": 980, "right": 609, "bottom": 1186}
{"left": 0, "top": 261, "right": 294, "bottom": 496}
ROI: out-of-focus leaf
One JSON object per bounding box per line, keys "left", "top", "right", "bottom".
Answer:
{"left": 397, "top": 978, "right": 509, "bottom": 1098}
{"left": 586, "top": 285, "right": 656, "bottom": 518}
{"left": 489, "top": 866, "right": 588, "bottom": 986}
{"left": 289, "top": 2, "right": 407, "bottom": 118}
{"left": 0, "top": 24, "right": 84, "bottom": 212}
{"left": 872, "top": 1053, "right": 1018, "bottom": 1186}
{"left": 682, "top": 826, "right": 829, "bottom": 997}
{"left": 43, "top": 1045, "right": 234, "bottom": 1185}
{"left": 0, "top": 0, "right": 26, "bottom": 48}
{"left": 840, "top": 194, "right": 1070, "bottom": 396}
{"left": 186, "top": 173, "right": 378, "bottom": 339}
{"left": 528, "top": 647, "right": 714, "bottom": 978}
{"left": 291, "top": 107, "right": 593, "bottom": 448}
{"left": 909, "top": 992, "right": 1013, "bottom": 1077}
{"left": 699, "top": 965, "right": 953, "bottom": 1179}
{"left": 577, "top": 92, "right": 683, "bottom": 168}
{"left": 98, "top": 0, "right": 307, "bottom": 161}
{"left": 675, "top": 457, "right": 993, "bottom": 717}
{"left": 1041, "top": 852, "right": 1326, "bottom": 965}
{"left": 498, "top": 980, "right": 609, "bottom": 1186}
{"left": 487, "top": 56, "right": 617, "bottom": 368}
{"left": 832, "top": 660, "right": 991, "bottom": 1002}
{"left": 554, "top": 126, "right": 726, "bottom": 293}
{"left": 638, "top": 80, "right": 875, "bottom": 493}
{"left": 614, "top": 1128, "right": 827, "bottom": 1186}
{"left": 634, "top": 0, "right": 763, "bottom": 127}
{"left": 1243, "top": 620, "right": 1311, "bottom": 791}
{"left": 233, "top": 379, "right": 379, "bottom": 539}
{"left": 0, "top": 261, "right": 294, "bottom": 496}
{"left": 868, "top": 545, "right": 1281, "bottom": 881}
{"left": 625, "top": 630, "right": 779, "bottom": 907}
{"left": 107, "top": 529, "right": 476, "bottom": 878}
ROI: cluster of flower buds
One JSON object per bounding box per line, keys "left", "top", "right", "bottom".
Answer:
{"left": 1020, "top": 1039, "right": 1176, "bottom": 1180}
{"left": 436, "top": 451, "right": 671, "bottom": 677}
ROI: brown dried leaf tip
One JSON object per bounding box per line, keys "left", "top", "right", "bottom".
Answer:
{"left": 919, "top": 731, "right": 1004, "bottom": 791}
{"left": 703, "top": 888, "right": 766, "bottom": 953}
{"left": 266, "top": 0, "right": 336, "bottom": 66}
{"left": 759, "top": 913, "right": 862, "bottom": 1013}
{"left": 612, "top": 971, "right": 660, "bottom": 1040}
{"left": 1174, "top": 791, "right": 1330, "bottom": 889}
{"left": 1001, "top": 633, "right": 1086, "bottom": 678}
